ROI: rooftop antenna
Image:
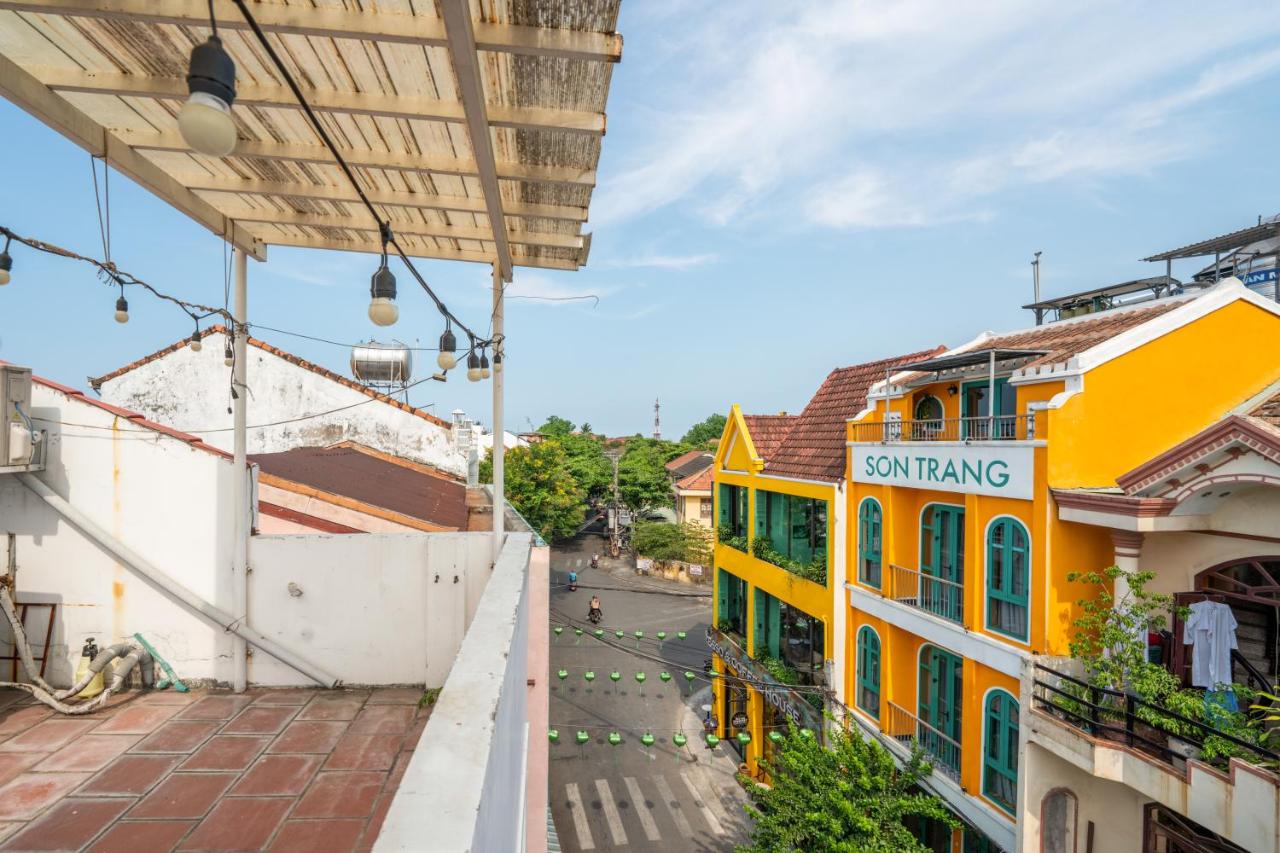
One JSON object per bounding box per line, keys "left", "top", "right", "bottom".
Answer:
{"left": 653, "top": 398, "right": 661, "bottom": 440}
{"left": 1031, "top": 251, "right": 1043, "bottom": 326}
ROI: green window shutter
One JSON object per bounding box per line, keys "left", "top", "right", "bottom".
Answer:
{"left": 718, "top": 484, "right": 730, "bottom": 529}
{"left": 767, "top": 595, "right": 782, "bottom": 658}
{"left": 986, "top": 518, "right": 1029, "bottom": 640}
{"left": 716, "top": 569, "right": 729, "bottom": 625}
{"left": 753, "top": 588, "right": 766, "bottom": 656}
{"left": 856, "top": 627, "right": 880, "bottom": 718}
{"left": 982, "top": 690, "right": 1019, "bottom": 814}
{"left": 858, "top": 499, "right": 882, "bottom": 588}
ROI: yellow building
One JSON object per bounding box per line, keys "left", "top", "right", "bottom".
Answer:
{"left": 710, "top": 352, "right": 936, "bottom": 778}
{"left": 843, "top": 278, "right": 1280, "bottom": 852}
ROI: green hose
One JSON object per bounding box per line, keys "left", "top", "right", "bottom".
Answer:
{"left": 132, "top": 633, "right": 188, "bottom": 693}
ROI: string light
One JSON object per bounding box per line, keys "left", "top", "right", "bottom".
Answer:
{"left": 479, "top": 351, "right": 490, "bottom": 380}
{"left": 178, "top": 5, "right": 238, "bottom": 157}
{"left": 113, "top": 282, "right": 129, "bottom": 324}
{"left": 0, "top": 236, "right": 11, "bottom": 286}
{"left": 436, "top": 325, "right": 458, "bottom": 370}
{"left": 466, "top": 351, "right": 482, "bottom": 382}
{"left": 367, "top": 223, "right": 398, "bottom": 327}
{"left": 492, "top": 351, "right": 503, "bottom": 373}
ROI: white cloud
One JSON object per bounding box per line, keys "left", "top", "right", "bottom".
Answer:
{"left": 598, "top": 1, "right": 1280, "bottom": 230}
{"left": 597, "top": 253, "right": 718, "bottom": 270}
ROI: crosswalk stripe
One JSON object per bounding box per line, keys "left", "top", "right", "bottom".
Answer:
{"left": 564, "top": 782, "right": 595, "bottom": 850}
{"left": 653, "top": 774, "right": 694, "bottom": 837}
{"left": 623, "top": 776, "right": 662, "bottom": 842}
{"left": 594, "top": 779, "right": 628, "bottom": 847}
{"left": 680, "top": 771, "right": 725, "bottom": 836}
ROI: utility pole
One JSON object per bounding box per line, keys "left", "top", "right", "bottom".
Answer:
{"left": 605, "top": 447, "right": 624, "bottom": 558}
{"left": 653, "top": 398, "right": 661, "bottom": 440}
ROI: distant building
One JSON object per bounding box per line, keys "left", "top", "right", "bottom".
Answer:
{"left": 673, "top": 465, "right": 713, "bottom": 527}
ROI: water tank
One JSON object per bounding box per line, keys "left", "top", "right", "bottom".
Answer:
{"left": 350, "top": 342, "right": 413, "bottom": 384}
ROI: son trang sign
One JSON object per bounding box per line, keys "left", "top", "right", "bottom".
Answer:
{"left": 851, "top": 444, "right": 1034, "bottom": 500}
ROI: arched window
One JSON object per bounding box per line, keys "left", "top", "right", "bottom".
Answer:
{"left": 986, "top": 517, "right": 1029, "bottom": 640}
{"left": 983, "top": 690, "right": 1019, "bottom": 815}
{"left": 913, "top": 395, "right": 944, "bottom": 439}
{"left": 856, "top": 626, "right": 880, "bottom": 719}
{"left": 858, "top": 498, "right": 883, "bottom": 588}
{"left": 1040, "top": 789, "right": 1078, "bottom": 853}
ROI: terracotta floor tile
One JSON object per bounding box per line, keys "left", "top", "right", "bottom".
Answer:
{"left": 0, "top": 691, "right": 25, "bottom": 709}
{"left": 132, "top": 721, "right": 220, "bottom": 753}
{"left": 0, "top": 753, "right": 46, "bottom": 788}
{"left": 357, "top": 793, "right": 394, "bottom": 852}
{"left": 267, "top": 721, "right": 347, "bottom": 754}
{"left": 179, "top": 736, "right": 269, "bottom": 772}
{"left": 0, "top": 705, "right": 53, "bottom": 738}
{"left": 401, "top": 716, "right": 427, "bottom": 751}
{"left": 128, "top": 772, "right": 236, "bottom": 819}
{"left": 0, "top": 719, "right": 96, "bottom": 753}
{"left": 33, "top": 734, "right": 140, "bottom": 772}
{"left": 323, "top": 735, "right": 399, "bottom": 772}
{"left": 229, "top": 755, "right": 322, "bottom": 797}
{"left": 251, "top": 690, "right": 315, "bottom": 706}
{"left": 267, "top": 819, "right": 365, "bottom": 853}
{"left": 1, "top": 797, "right": 131, "bottom": 851}
{"left": 347, "top": 706, "right": 413, "bottom": 736}
{"left": 177, "top": 695, "right": 254, "bottom": 722}
{"left": 0, "top": 772, "right": 91, "bottom": 820}
{"left": 92, "top": 702, "right": 182, "bottom": 735}
{"left": 147, "top": 691, "right": 199, "bottom": 705}
{"left": 87, "top": 820, "right": 195, "bottom": 853}
{"left": 78, "top": 754, "right": 182, "bottom": 797}
{"left": 178, "top": 797, "right": 292, "bottom": 851}
{"left": 364, "top": 688, "right": 421, "bottom": 706}
{"left": 296, "top": 698, "right": 364, "bottom": 722}
{"left": 292, "top": 772, "right": 383, "bottom": 819}
{"left": 223, "top": 706, "right": 297, "bottom": 735}
{"left": 386, "top": 752, "right": 412, "bottom": 790}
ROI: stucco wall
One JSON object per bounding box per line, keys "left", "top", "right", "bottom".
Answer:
{"left": 1019, "top": 741, "right": 1148, "bottom": 853}
{"left": 98, "top": 331, "right": 466, "bottom": 477}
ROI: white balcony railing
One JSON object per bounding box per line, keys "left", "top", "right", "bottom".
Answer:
{"left": 886, "top": 564, "right": 964, "bottom": 625}
{"left": 850, "top": 413, "right": 1040, "bottom": 443}
{"left": 885, "top": 701, "right": 962, "bottom": 783}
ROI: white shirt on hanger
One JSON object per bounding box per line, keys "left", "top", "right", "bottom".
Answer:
{"left": 1182, "top": 600, "right": 1238, "bottom": 689}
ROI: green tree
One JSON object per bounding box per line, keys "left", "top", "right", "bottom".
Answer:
{"left": 617, "top": 440, "right": 674, "bottom": 511}
{"left": 557, "top": 431, "right": 612, "bottom": 499}
{"left": 632, "top": 522, "right": 687, "bottom": 561}
{"left": 682, "top": 413, "right": 727, "bottom": 447}
{"left": 479, "top": 442, "right": 584, "bottom": 542}
{"left": 738, "top": 725, "right": 957, "bottom": 853}
{"left": 537, "top": 415, "right": 575, "bottom": 436}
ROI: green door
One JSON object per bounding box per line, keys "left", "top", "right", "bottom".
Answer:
{"left": 921, "top": 505, "right": 964, "bottom": 623}
{"left": 918, "top": 646, "right": 962, "bottom": 775}
{"left": 961, "top": 377, "right": 1014, "bottom": 439}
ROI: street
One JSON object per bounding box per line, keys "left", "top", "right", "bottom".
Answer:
{"left": 548, "top": 533, "right": 752, "bottom": 852}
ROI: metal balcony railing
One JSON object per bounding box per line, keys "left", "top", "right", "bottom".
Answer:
{"left": 887, "top": 564, "right": 964, "bottom": 624}
{"left": 885, "top": 701, "right": 962, "bottom": 782}
{"left": 849, "top": 413, "right": 1041, "bottom": 443}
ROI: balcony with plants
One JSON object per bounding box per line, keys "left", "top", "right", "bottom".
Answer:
{"left": 752, "top": 490, "right": 828, "bottom": 587}
{"left": 716, "top": 482, "right": 750, "bottom": 554}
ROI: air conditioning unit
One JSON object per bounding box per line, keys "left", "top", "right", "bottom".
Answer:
{"left": 1, "top": 365, "right": 38, "bottom": 467}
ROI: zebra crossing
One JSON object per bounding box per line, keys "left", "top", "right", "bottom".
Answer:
{"left": 559, "top": 770, "right": 746, "bottom": 850}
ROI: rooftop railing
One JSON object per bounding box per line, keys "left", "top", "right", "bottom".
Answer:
{"left": 885, "top": 701, "right": 962, "bottom": 782}
{"left": 849, "top": 413, "right": 1041, "bottom": 443}
{"left": 886, "top": 564, "right": 965, "bottom": 625}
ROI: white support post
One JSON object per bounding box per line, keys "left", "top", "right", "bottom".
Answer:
{"left": 987, "top": 350, "right": 996, "bottom": 440}
{"left": 232, "top": 248, "right": 249, "bottom": 692}
{"left": 492, "top": 262, "right": 505, "bottom": 556}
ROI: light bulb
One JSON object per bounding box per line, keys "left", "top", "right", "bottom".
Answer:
{"left": 224, "top": 346, "right": 234, "bottom": 367}
{"left": 368, "top": 297, "right": 399, "bottom": 326}
{"left": 436, "top": 328, "right": 457, "bottom": 370}
{"left": 114, "top": 296, "right": 129, "bottom": 324}
{"left": 189, "top": 331, "right": 202, "bottom": 352}
{"left": 368, "top": 262, "right": 398, "bottom": 326}
{"left": 480, "top": 352, "right": 490, "bottom": 380}
{"left": 466, "top": 351, "right": 482, "bottom": 382}
{"left": 0, "top": 249, "right": 11, "bottom": 286}
{"left": 493, "top": 353, "right": 503, "bottom": 373}
{"left": 180, "top": 37, "right": 238, "bottom": 157}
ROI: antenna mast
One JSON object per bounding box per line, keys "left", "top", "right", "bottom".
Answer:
{"left": 653, "top": 398, "right": 661, "bottom": 440}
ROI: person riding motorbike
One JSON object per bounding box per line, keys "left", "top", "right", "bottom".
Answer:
{"left": 590, "top": 553, "right": 600, "bottom": 569}
{"left": 588, "top": 594, "right": 602, "bottom": 624}
{"left": 568, "top": 570, "right": 578, "bottom": 591}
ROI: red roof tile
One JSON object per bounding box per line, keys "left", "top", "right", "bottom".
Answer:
{"left": 765, "top": 348, "right": 945, "bottom": 482}
{"left": 666, "top": 449, "right": 708, "bottom": 472}
{"left": 1249, "top": 388, "right": 1280, "bottom": 430}
{"left": 742, "top": 415, "right": 797, "bottom": 462}
{"left": 88, "top": 325, "right": 451, "bottom": 430}
{"left": 978, "top": 301, "right": 1182, "bottom": 372}
{"left": 675, "top": 466, "right": 714, "bottom": 492}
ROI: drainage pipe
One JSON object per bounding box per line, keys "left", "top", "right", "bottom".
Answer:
{"left": 17, "top": 473, "right": 340, "bottom": 688}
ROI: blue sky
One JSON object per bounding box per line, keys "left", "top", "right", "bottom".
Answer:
{"left": 2, "top": 1, "right": 1280, "bottom": 438}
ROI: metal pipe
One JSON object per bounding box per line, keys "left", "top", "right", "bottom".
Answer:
{"left": 16, "top": 473, "right": 340, "bottom": 688}
{"left": 491, "top": 262, "right": 505, "bottom": 557}
{"left": 987, "top": 351, "right": 996, "bottom": 440}
{"left": 1032, "top": 251, "right": 1042, "bottom": 325}
{"left": 232, "top": 247, "right": 249, "bottom": 692}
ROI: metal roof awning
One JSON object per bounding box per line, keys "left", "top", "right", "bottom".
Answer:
{"left": 899, "top": 348, "right": 1050, "bottom": 373}
{"left": 1022, "top": 276, "right": 1179, "bottom": 311}
{"left": 0, "top": 0, "right": 623, "bottom": 278}
{"left": 1143, "top": 221, "right": 1280, "bottom": 262}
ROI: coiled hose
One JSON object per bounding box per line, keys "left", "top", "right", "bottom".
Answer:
{"left": 0, "top": 585, "right": 152, "bottom": 714}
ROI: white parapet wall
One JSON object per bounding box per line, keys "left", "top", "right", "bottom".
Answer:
{"left": 375, "top": 533, "right": 533, "bottom": 853}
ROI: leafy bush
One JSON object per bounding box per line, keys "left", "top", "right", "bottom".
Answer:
{"left": 751, "top": 537, "right": 827, "bottom": 586}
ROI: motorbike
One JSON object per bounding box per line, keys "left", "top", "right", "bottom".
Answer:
{"left": 590, "top": 554, "right": 599, "bottom": 569}
{"left": 588, "top": 607, "right": 603, "bottom": 624}
{"left": 568, "top": 572, "right": 578, "bottom": 592}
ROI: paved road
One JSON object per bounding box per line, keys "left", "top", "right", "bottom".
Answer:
{"left": 549, "top": 534, "right": 752, "bottom": 852}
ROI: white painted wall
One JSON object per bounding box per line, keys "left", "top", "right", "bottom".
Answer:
{"left": 98, "top": 331, "right": 466, "bottom": 477}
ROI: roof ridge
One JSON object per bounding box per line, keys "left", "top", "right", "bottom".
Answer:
{"left": 87, "top": 324, "right": 452, "bottom": 430}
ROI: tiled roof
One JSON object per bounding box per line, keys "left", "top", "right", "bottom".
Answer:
{"left": 1249, "top": 388, "right": 1280, "bottom": 430}
{"left": 666, "top": 449, "right": 714, "bottom": 479}
{"left": 742, "top": 415, "right": 797, "bottom": 462}
{"left": 982, "top": 300, "right": 1183, "bottom": 372}
{"left": 88, "top": 325, "right": 452, "bottom": 430}
{"left": 251, "top": 443, "right": 467, "bottom": 531}
{"left": 666, "top": 449, "right": 707, "bottom": 471}
{"left": 766, "top": 348, "right": 945, "bottom": 482}
{"left": 29, "top": 373, "right": 233, "bottom": 461}
{"left": 675, "top": 465, "right": 713, "bottom": 492}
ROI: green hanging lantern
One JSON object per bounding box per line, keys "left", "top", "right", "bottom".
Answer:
{"left": 737, "top": 732, "right": 752, "bottom": 746}
{"left": 657, "top": 631, "right": 667, "bottom": 641}
{"left": 673, "top": 732, "right": 688, "bottom": 748}
{"left": 553, "top": 626, "right": 563, "bottom": 637}
{"left": 705, "top": 733, "right": 720, "bottom": 747}
{"left": 634, "top": 672, "right": 646, "bottom": 684}
{"left": 575, "top": 730, "right": 590, "bottom": 745}
{"left": 634, "top": 630, "right": 644, "bottom": 640}
{"left": 641, "top": 732, "right": 655, "bottom": 748}
{"left": 708, "top": 669, "right": 721, "bottom": 679}
{"left": 608, "top": 731, "right": 622, "bottom": 747}
{"left": 557, "top": 669, "right": 568, "bottom": 681}
{"left": 584, "top": 670, "right": 596, "bottom": 683}
{"left": 677, "top": 631, "right": 687, "bottom": 640}
{"left": 593, "top": 629, "right": 604, "bottom": 639}
{"left": 659, "top": 671, "right": 672, "bottom": 683}
{"left": 768, "top": 731, "right": 784, "bottom": 744}
{"left": 615, "top": 630, "right": 625, "bottom": 640}
{"left": 609, "top": 671, "right": 621, "bottom": 683}
{"left": 683, "top": 671, "right": 696, "bottom": 682}
{"left": 800, "top": 728, "right": 814, "bottom": 740}
{"left": 548, "top": 729, "right": 560, "bottom": 743}
{"left": 574, "top": 628, "right": 584, "bottom": 638}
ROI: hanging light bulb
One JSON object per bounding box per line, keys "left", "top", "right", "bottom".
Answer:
{"left": 0, "top": 237, "right": 12, "bottom": 286}
{"left": 224, "top": 338, "right": 234, "bottom": 367}
{"left": 114, "top": 295, "right": 129, "bottom": 324}
{"left": 436, "top": 325, "right": 457, "bottom": 370}
{"left": 367, "top": 224, "right": 398, "bottom": 326}
{"left": 179, "top": 31, "right": 238, "bottom": 157}
{"left": 466, "top": 351, "right": 482, "bottom": 382}
{"left": 479, "top": 351, "right": 490, "bottom": 380}
{"left": 189, "top": 329, "right": 202, "bottom": 352}
{"left": 493, "top": 351, "right": 503, "bottom": 374}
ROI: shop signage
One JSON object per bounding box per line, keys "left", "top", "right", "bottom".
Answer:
{"left": 687, "top": 564, "right": 703, "bottom": 577}
{"left": 850, "top": 444, "right": 1034, "bottom": 500}
{"left": 706, "top": 630, "right": 818, "bottom": 728}
{"left": 731, "top": 711, "right": 748, "bottom": 729}
{"left": 1243, "top": 267, "right": 1277, "bottom": 288}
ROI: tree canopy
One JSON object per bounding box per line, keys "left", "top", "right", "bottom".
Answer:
{"left": 617, "top": 439, "right": 678, "bottom": 511}
{"left": 479, "top": 441, "right": 584, "bottom": 542}
{"left": 737, "top": 724, "right": 958, "bottom": 853}
{"left": 632, "top": 521, "right": 712, "bottom": 564}
{"left": 537, "top": 415, "right": 575, "bottom": 436}
{"left": 682, "top": 413, "right": 727, "bottom": 447}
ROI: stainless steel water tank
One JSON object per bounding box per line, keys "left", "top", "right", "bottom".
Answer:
{"left": 350, "top": 342, "right": 413, "bottom": 384}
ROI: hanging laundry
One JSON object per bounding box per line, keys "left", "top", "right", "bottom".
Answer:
{"left": 1182, "top": 600, "right": 1238, "bottom": 689}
